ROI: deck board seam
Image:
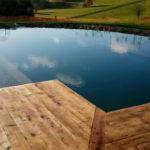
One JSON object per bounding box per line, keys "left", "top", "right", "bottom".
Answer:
{"left": 0, "top": 98, "right": 32, "bottom": 150}
{"left": 88, "top": 107, "right": 106, "bottom": 150}
{"left": 105, "top": 131, "right": 150, "bottom": 145}
{"left": 27, "top": 82, "right": 94, "bottom": 149}
{"left": 1, "top": 81, "right": 149, "bottom": 150}
{"left": 108, "top": 103, "right": 150, "bottom": 114}
{"left": 34, "top": 82, "right": 95, "bottom": 130}
{"left": 21, "top": 95, "right": 68, "bottom": 149}
{"left": 14, "top": 85, "right": 72, "bottom": 149}
{"left": 87, "top": 107, "right": 97, "bottom": 150}
{"left": 24, "top": 92, "right": 79, "bottom": 144}
{"left": 0, "top": 122, "right": 14, "bottom": 150}
{"left": 34, "top": 85, "right": 92, "bottom": 128}
{"left": 30, "top": 84, "right": 91, "bottom": 128}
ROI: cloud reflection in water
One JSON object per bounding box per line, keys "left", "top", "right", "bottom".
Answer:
{"left": 110, "top": 38, "right": 136, "bottom": 54}
{"left": 23, "top": 55, "right": 57, "bottom": 70}
{"left": 56, "top": 73, "right": 84, "bottom": 87}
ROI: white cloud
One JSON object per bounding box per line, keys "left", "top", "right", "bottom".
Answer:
{"left": 52, "top": 37, "right": 60, "bottom": 45}
{"left": 110, "top": 39, "right": 135, "bottom": 55}
{"left": 77, "top": 40, "right": 89, "bottom": 47}
{"left": 0, "top": 56, "right": 32, "bottom": 85}
{"left": 28, "top": 55, "right": 56, "bottom": 69}
{"left": 56, "top": 73, "right": 84, "bottom": 87}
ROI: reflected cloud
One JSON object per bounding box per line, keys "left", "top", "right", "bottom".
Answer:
{"left": 0, "top": 56, "right": 32, "bottom": 87}
{"left": 28, "top": 55, "right": 56, "bottom": 69}
{"left": 56, "top": 73, "right": 84, "bottom": 87}
{"left": 110, "top": 40, "right": 129, "bottom": 54}
{"left": 77, "top": 40, "right": 89, "bottom": 47}
{"left": 110, "top": 38, "right": 135, "bottom": 54}
{"left": 52, "top": 37, "right": 60, "bottom": 45}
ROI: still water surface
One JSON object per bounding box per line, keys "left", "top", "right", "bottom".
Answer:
{"left": 0, "top": 28, "right": 150, "bottom": 111}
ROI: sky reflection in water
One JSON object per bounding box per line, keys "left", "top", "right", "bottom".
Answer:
{"left": 0, "top": 28, "right": 150, "bottom": 111}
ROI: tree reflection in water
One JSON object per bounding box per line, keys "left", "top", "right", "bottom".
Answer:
{"left": 0, "top": 29, "right": 10, "bottom": 41}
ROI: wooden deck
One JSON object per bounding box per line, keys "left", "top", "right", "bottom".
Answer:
{"left": 0, "top": 80, "right": 149, "bottom": 150}
{"left": 0, "top": 80, "right": 105, "bottom": 150}
{"left": 105, "top": 103, "right": 150, "bottom": 150}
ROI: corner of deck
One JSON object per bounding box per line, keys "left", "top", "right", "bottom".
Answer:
{"left": 0, "top": 80, "right": 149, "bottom": 150}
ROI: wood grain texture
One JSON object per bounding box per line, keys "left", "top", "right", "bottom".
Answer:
{"left": 88, "top": 108, "right": 106, "bottom": 150}
{"left": 105, "top": 103, "right": 150, "bottom": 150}
{"left": 0, "top": 80, "right": 149, "bottom": 150}
{"left": 0, "top": 80, "right": 103, "bottom": 150}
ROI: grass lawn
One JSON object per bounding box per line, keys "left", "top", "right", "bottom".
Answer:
{"left": 0, "top": 0, "right": 150, "bottom": 30}
{"left": 35, "top": 0, "right": 150, "bottom": 28}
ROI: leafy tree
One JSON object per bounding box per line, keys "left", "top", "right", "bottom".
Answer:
{"left": 83, "top": 0, "right": 93, "bottom": 7}
{"left": 0, "top": 0, "right": 34, "bottom": 16}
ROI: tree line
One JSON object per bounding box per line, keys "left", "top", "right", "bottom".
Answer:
{"left": 0, "top": 0, "right": 34, "bottom": 16}
{"left": 0, "top": 0, "right": 63, "bottom": 16}
{"left": 0, "top": 0, "right": 95, "bottom": 16}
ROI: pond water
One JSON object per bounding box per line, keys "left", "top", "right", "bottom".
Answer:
{"left": 0, "top": 28, "right": 150, "bottom": 111}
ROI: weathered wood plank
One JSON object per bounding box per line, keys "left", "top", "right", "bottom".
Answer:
{"left": 105, "top": 132, "right": 150, "bottom": 150}
{"left": 0, "top": 80, "right": 149, "bottom": 150}
{"left": 4, "top": 126, "right": 31, "bottom": 150}
{"left": 0, "top": 80, "right": 101, "bottom": 150}
{"left": 0, "top": 125, "right": 12, "bottom": 150}
{"left": 0, "top": 95, "right": 31, "bottom": 150}
{"left": 88, "top": 108, "right": 105, "bottom": 150}
{"left": 3, "top": 88, "right": 66, "bottom": 150}
{"left": 105, "top": 103, "right": 150, "bottom": 149}
{"left": 26, "top": 94, "right": 83, "bottom": 149}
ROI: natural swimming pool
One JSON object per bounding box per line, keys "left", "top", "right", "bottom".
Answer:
{"left": 0, "top": 28, "right": 150, "bottom": 111}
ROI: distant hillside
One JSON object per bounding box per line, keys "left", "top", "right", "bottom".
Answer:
{"left": 36, "top": 0, "right": 150, "bottom": 19}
